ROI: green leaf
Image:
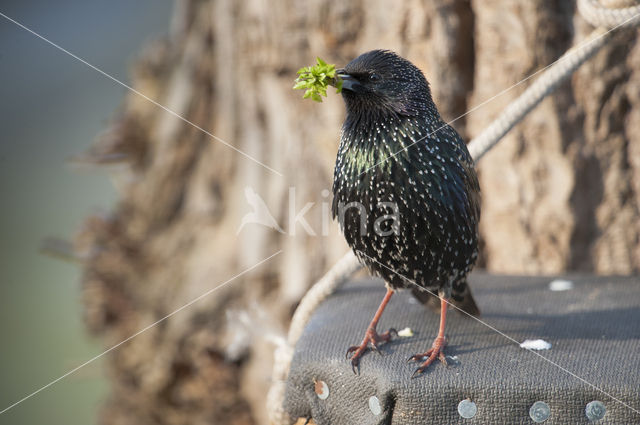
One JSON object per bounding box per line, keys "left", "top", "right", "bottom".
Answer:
{"left": 292, "top": 80, "right": 308, "bottom": 90}
{"left": 293, "top": 57, "right": 343, "bottom": 102}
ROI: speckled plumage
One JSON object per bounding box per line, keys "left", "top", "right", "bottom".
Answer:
{"left": 332, "top": 50, "right": 481, "bottom": 313}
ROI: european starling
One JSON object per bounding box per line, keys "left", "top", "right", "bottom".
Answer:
{"left": 331, "top": 50, "right": 481, "bottom": 376}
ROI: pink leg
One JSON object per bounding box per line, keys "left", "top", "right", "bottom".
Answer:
{"left": 408, "top": 296, "right": 448, "bottom": 377}
{"left": 346, "top": 288, "right": 397, "bottom": 373}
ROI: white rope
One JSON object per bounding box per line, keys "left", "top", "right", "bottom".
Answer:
{"left": 267, "top": 252, "right": 361, "bottom": 424}
{"left": 579, "top": 0, "right": 640, "bottom": 29}
{"left": 267, "top": 2, "right": 640, "bottom": 423}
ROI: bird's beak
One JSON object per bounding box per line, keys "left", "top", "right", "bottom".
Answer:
{"left": 337, "top": 69, "right": 361, "bottom": 92}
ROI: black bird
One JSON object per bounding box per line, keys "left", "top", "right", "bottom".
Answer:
{"left": 331, "top": 50, "right": 481, "bottom": 376}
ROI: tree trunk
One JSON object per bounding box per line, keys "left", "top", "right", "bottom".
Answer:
{"left": 77, "top": 1, "right": 639, "bottom": 424}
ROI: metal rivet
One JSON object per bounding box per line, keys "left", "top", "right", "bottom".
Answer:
{"left": 529, "top": 401, "right": 551, "bottom": 423}
{"left": 314, "top": 380, "right": 329, "bottom": 400}
{"left": 585, "top": 400, "right": 606, "bottom": 421}
{"left": 368, "top": 396, "right": 382, "bottom": 415}
{"left": 457, "top": 399, "right": 477, "bottom": 419}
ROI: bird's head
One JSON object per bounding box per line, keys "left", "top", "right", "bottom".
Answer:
{"left": 338, "top": 50, "right": 434, "bottom": 118}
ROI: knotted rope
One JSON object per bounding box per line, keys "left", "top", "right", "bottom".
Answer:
{"left": 268, "top": 2, "right": 640, "bottom": 423}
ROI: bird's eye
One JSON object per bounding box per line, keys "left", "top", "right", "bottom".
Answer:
{"left": 368, "top": 73, "right": 380, "bottom": 82}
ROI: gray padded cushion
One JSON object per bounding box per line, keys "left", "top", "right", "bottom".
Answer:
{"left": 283, "top": 273, "right": 640, "bottom": 424}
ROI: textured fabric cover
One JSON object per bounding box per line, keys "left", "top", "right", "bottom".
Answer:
{"left": 283, "top": 273, "right": 640, "bottom": 424}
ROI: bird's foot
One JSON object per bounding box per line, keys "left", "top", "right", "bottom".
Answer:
{"left": 346, "top": 327, "right": 397, "bottom": 374}
{"left": 408, "top": 335, "right": 447, "bottom": 378}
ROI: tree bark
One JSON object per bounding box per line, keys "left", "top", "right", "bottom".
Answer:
{"left": 468, "top": 0, "right": 640, "bottom": 274}
{"left": 77, "top": 1, "right": 639, "bottom": 424}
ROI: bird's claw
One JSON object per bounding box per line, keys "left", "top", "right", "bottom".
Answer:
{"left": 408, "top": 336, "right": 447, "bottom": 377}
{"left": 410, "top": 367, "right": 424, "bottom": 380}
{"left": 345, "top": 328, "right": 395, "bottom": 374}
{"left": 345, "top": 346, "right": 358, "bottom": 359}
{"left": 407, "top": 353, "right": 425, "bottom": 363}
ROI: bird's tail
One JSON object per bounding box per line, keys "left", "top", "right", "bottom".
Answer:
{"left": 411, "top": 279, "right": 480, "bottom": 317}
{"left": 451, "top": 280, "right": 480, "bottom": 317}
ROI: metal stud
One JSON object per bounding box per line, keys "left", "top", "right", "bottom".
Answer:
{"left": 368, "top": 396, "right": 382, "bottom": 416}
{"left": 585, "top": 400, "right": 606, "bottom": 421}
{"left": 457, "top": 399, "right": 477, "bottom": 419}
{"left": 314, "top": 380, "right": 329, "bottom": 400}
{"left": 529, "top": 401, "right": 551, "bottom": 423}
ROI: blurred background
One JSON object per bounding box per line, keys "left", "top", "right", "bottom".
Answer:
{"left": 1, "top": 1, "right": 639, "bottom": 425}
{"left": 0, "top": 1, "right": 172, "bottom": 424}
